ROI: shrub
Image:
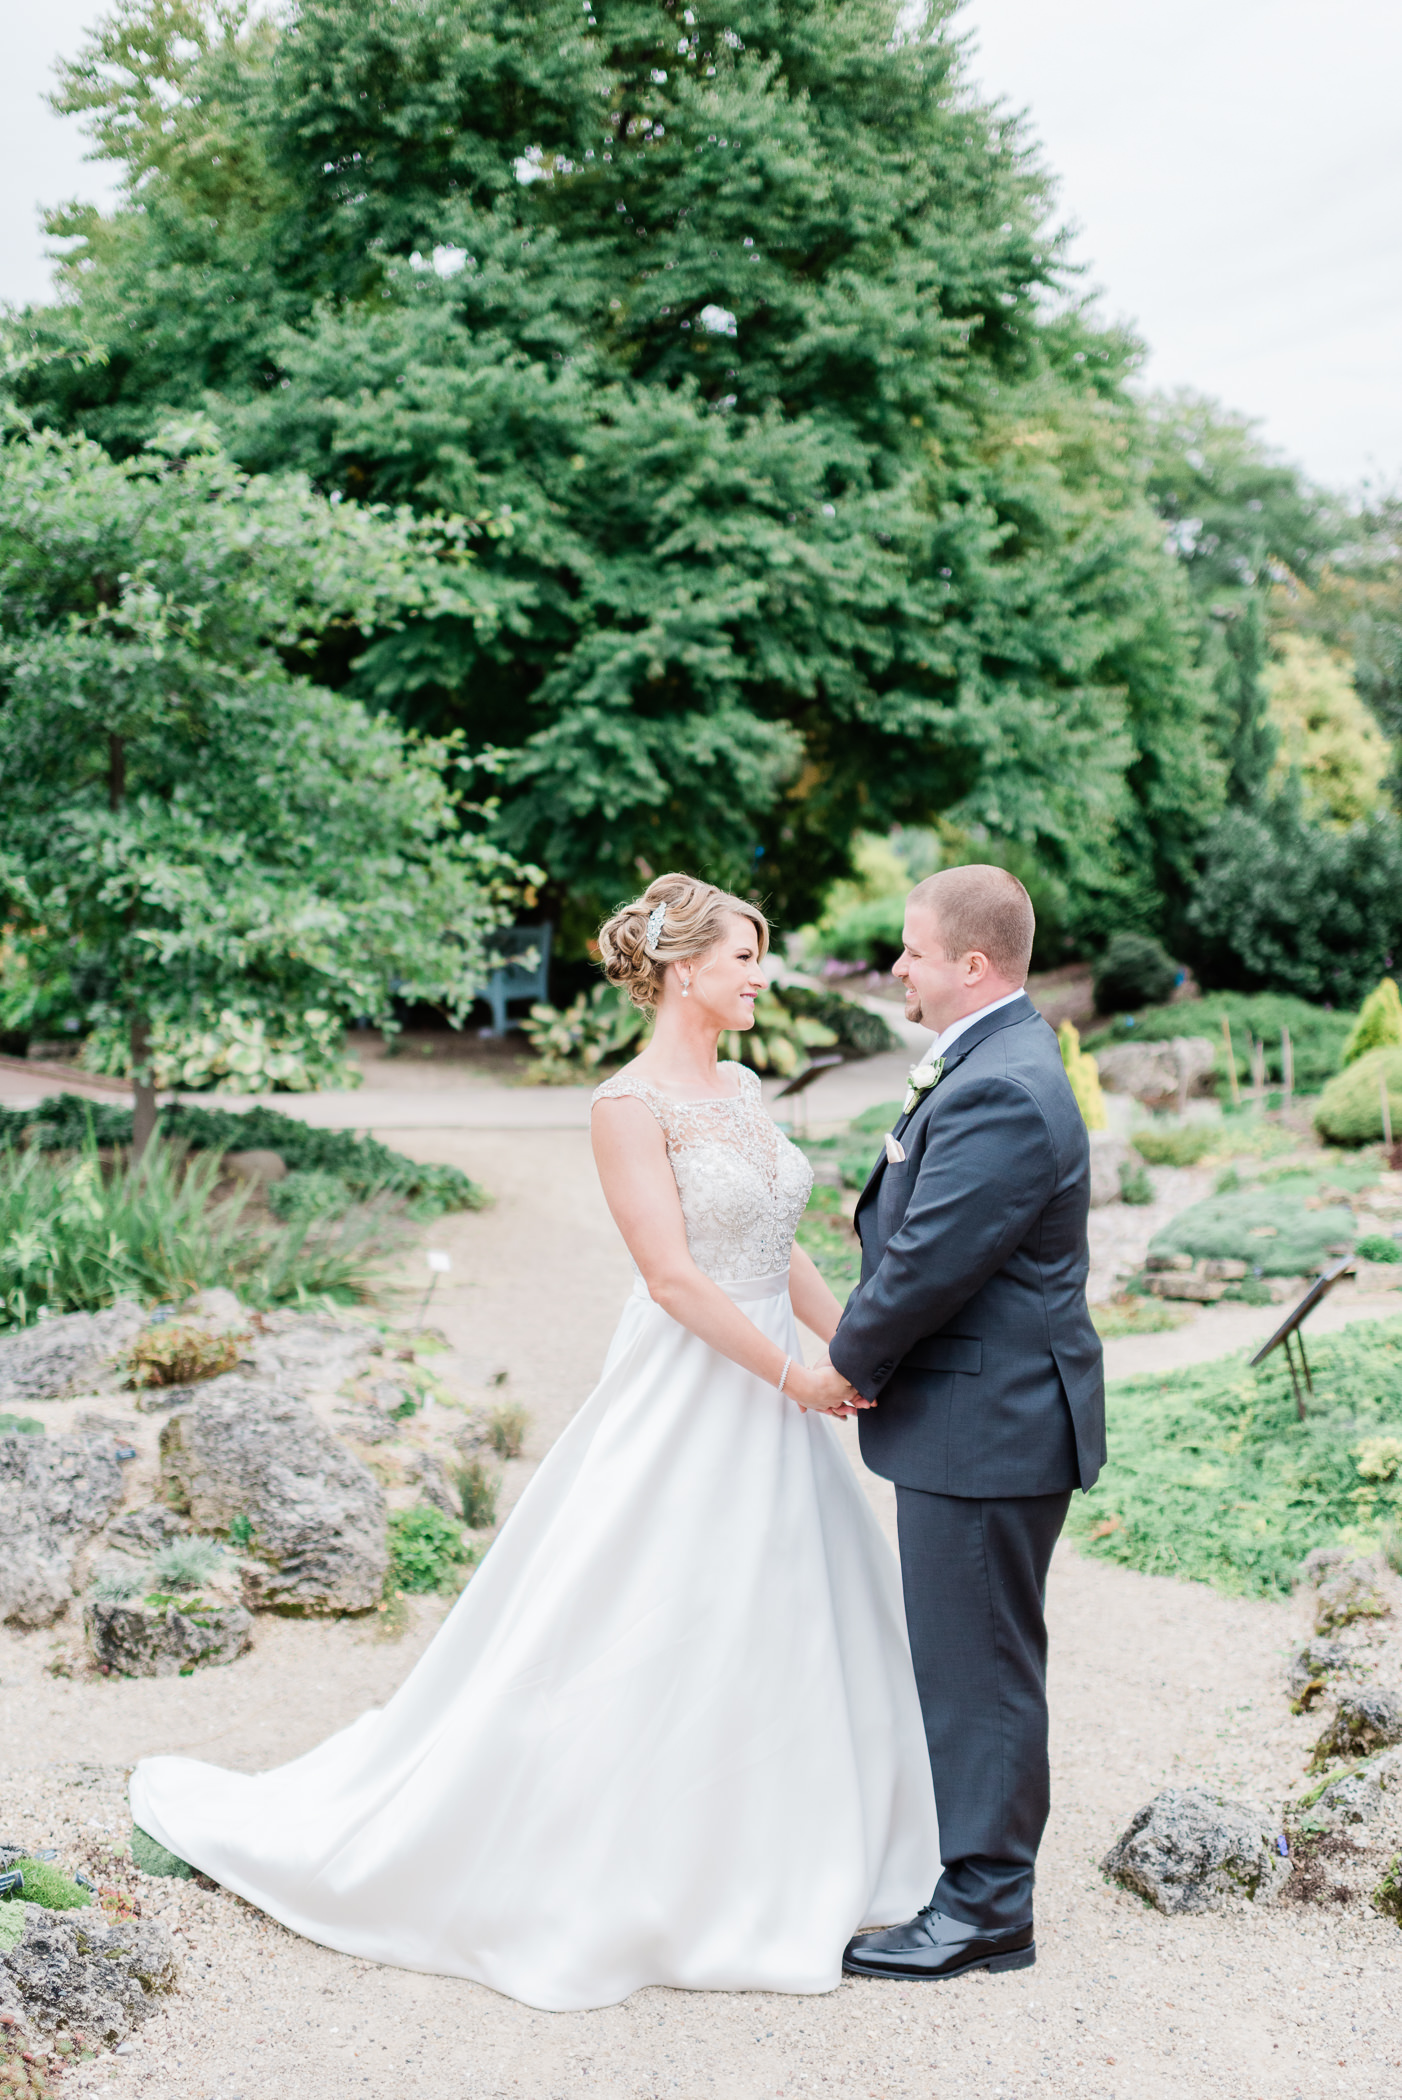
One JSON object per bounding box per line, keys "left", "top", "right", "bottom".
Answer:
{"left": 386, "top": 1506, "right": 473, "bottom": 1593}
{"left": 777, "top": 986, "right": 898, "bottom": 1058}
{"left": 820, "top": 894, "right": 908, "bottom": 967}
{"left": 0, "top": 1095, "right": 485, "bottom": 1215}
{"left": 1093, "top": 934, "right": 1178, "bottom": 1014}
{"left": 1314, "top": 1048, "right": 1402, "bottom": 1147}
{"left": 1342, "top": 978, "right": 1402, "bottom": 1066}
{"left": 454, "top": 1459, "right": 500, "bottom": 1530}
{"left": 521, "top": 983, "right": 651, "bottom": 1083}
{"left": 125, "top": 1323, "right": 243, "bottom": 1389}
{"left": 1186, "top": 798, "right": 1402, "bottom": 1006}
{"left": 1147, "top": 1168, "right": 1367, "bottom": 1275}
{"left": 149, "top": 1538, "right": 225, "bottom": 1593}
{"left": 1118, "top": 1158, "right": 1154, "bottom": 1205}
{"left": 1089, "top": 991, "right": 1355, "bottom": 1095}
{"left": 1132, "top": 1123, "right": 1221, "bottom": 1168}
{"left": 1357, "top": 1235, "right": 1402, "bottom": 1264}
{"left": 486, "top": 1402, "right": 529, "bottom": 1461}
{"left": 1059, "top": 1022, "right": 1106, "bottom": 1131}
{"left": 0, "top": 1415, "right": 42, "bottom": 1436}
{"left": 266, "top": 1171, "right": 355, "bottom": 1223}
{"left": 1067, "top": 1316, "right": 1402, "bottom": 1594}
{"left": 91, "top": 1564, "right": 145, "bottom": 1602}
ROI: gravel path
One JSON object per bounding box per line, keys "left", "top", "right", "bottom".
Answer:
{"left": 5, "top": 1127, "right": 1402, "bottom": 2100}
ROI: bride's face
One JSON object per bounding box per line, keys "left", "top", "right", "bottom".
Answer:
{"left": 678, "top": 913, "right": 767, "bottom": 1030}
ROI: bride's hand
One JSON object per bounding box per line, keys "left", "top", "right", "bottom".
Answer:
{"left": 787, "top": 1362, "right": 869, "bottom": 1416}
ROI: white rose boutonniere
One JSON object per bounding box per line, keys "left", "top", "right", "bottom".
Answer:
{"left": 902, "top": 1054, "right": 945, "bottom": 1116}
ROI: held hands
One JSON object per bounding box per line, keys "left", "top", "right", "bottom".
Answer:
{"left": 786, "top": 1352, "right": 872, "bottom": 1418}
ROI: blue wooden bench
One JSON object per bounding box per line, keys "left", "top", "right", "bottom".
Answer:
{"left": 481, "top": 923, "right": 553, "bottom": 1036}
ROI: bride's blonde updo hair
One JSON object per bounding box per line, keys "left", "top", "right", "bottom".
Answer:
{"left": 597, "top": 874, "right": 770, "bottom": 1011}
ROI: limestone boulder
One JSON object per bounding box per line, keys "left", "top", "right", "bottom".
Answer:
{"left": 85, "top": 1597, "right": 253, "bottom": 1677}
{"left": 1299, "top": 1748, "right": 1402, "bottom": 1831}
{"left": 0, "top": 1304, "right": 143, "bottom": 1407}
{"left": 1087, "top": 1133, "right": 1131, "bottom": 1209}
{"left": 1, "top": 1904, "right": 177, "bottom": 2045}
{"left": 1313, "top": 1690, "right": 1402, "bottom": 1764}
{"left": 159, "top": 1378, "right": 387, "bottom": 1613}
{"left": 0, "top": 1433, "right": 126, "bottom": 1628}
{"left": 1094, "top": 1036, "right": 1217, "bottom": 1108}
{"left": 1100, "top": 1788, "right": 1289, "bottom": 1912}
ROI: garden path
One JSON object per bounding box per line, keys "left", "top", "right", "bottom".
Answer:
{"left": 3, "top": 1123, "right": 1401, "bottom": 2099}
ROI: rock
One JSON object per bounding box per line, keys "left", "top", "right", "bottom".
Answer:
{"left": 1146, "top": 1252, "right": 1195, "bottom": 1272}
{"left": 1313, "top": 1690, "right": 1402, "bottom": 1763}
{"left": 220, "top": 1149, "right": 287, "bottom": 1187}
{"left": 159, "top": 1378, "right": 387, "bottom": 1614}
{"left": 0, "top": 1434, "right": 126, "bottom": 1628}
{"left": 1314, "top": 1561, "right": 1390, "bottom": 1633}
{"left": 85, "top": 1597, "right": 253, "bottom": 1677}
{"left": 179, "top": 1288, "right": 247, "bottom": 1330}
{"left": 1094, "top": 1037, "right": 1218, "bottom": 1108}
{"left": 1100, "top": 1788, "right": 1289, "bottom": 1912}
{"left": 131, "top": 1380, "right": 208, "bottom": 1416}
{"left": 1299, "top": 1748, "right": 1402, "bottom": 1830}
{"left": 1287, "top": 1637, "right": 1351, "bottom": 1704}
{"left": 1202, "top": 1258, "right": 1248, "bottom": 1280}
{"left": 0, "top": 1304, "right": 143, "bottom": 1407}
{"left": 242, "top": 1311, "right": 380, "bottom": 1400}
{"left": 406, "top": 1451, "right": 459, "bottom": 1518}
{"left": 1087, "top": 1133, "right": 1131, "bottom": 1209}
{"left": 1142, "top": 1272, "right": 1226, "bottom": 1302}
{"left": 333, "top": 1405, "right": 398, "bottom": 1446}
{"left": 104, "top": 1505, "right": 189, "bottom": 1554}
{"left": 0, "top": 1903, "right": 177, "bottom": 2045}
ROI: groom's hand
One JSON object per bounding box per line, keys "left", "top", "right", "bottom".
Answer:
{"left": 795, "top": 1361, "right": 871, "bottom": 1416}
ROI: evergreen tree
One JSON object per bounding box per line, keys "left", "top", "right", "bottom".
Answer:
{"left": 15, "top": 0, "right": 1221, "bottom": 933}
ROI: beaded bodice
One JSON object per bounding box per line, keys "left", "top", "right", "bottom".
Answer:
{"left": 592, "top": 1063, "right": 813, "bottom": 1283}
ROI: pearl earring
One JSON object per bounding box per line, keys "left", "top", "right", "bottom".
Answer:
{"left": 682, "top": 978, "right": 691, "bottom": 998}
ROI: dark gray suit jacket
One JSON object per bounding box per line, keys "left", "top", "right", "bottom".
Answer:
{"left": 827, "top": 994, "right": 1105, "bottom": 1498}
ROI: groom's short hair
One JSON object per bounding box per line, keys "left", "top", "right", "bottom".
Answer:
{"left": 908, "top": 865, "right": 1035, "bottom": 983}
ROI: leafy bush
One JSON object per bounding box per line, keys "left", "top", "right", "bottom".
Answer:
{"left": 0, "top": 1095, "right": 485, "bottom": 1215}
{"left": 521, "top": 984, "right": 651, "bottom": 1083}
{"left": 819, "top": 894, "right": 908, "bottom": 967}
{"left": 266, "top": 1171, "right": 355, "bottom": 1224}
{"left": 1314, "top": 1048, "right": 1402, "bottom": 1147}
{"left": 125, "top": 1322, "right": 243, "bottom": 1389}
{"left": 1342, "top": 978, "right": 1402, "bottom": 1066}
{"left": 0, "top": 1138, "right": 394, "bottom": 1331}
{"left": 82, "top": 1002, "right": 358, "bottom": 1094}
{"left": 1093, "top": 933, "right": 1178, "bottom": 1014}
{"left": 1118, "top": 1158, "right": 1154, "bottom": 1205}
{"left": 778, "top": 987, "right": 898, "bottom": 1058}
{"left": 1131, "top": 1123, "right": 1222, "bottom": 1168}
{"left": 1090, "top": 991, "right": 1356, "bottom": 1094}
{"left": 521, "top": 981, "right": 886, "bottom": 1084}
{"left": 1186, "top": 798, "right": 1402, "bottom": 1005}
{"left": 0, "top": 1860, "right": 92, "bottom": 1912}
{"left": 1357, "top": 1235, "right": 1402, "bottom": 1264}
{"left": 719, "top": 989, "right": 838, "bottom": 1077}
{"left": 386, "top": 1506, "right": 473, "bottom": 1594}
{"left": 0, "top": 1415, "right": 42, "bottom": 1435}
{"left": 1147, "top": 1167, "right": 1367, "bottom": 1276}
{"left": 486, "top": 1403, "right": 529, "bottom": 1461}
{"left": 149, "top": 1538, "right": 225, "bottom": 1593}
{"left": 1068, "top": 1317, "right": 1402, "bottom": 1594}
{"left": 1090, "top": 1295, "right": 1191, "bottom": 1339}
{"left": 454, "top": 1459, "right": 500, "bottom": 1530}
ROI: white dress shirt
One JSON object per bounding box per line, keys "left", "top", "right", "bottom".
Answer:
{"left": 923, "top": 987, "right": 1027, "bottom": 1064}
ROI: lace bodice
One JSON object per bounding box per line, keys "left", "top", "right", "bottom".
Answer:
{"left": 592, "top": 1063, "right": 813, "bottom": 1283}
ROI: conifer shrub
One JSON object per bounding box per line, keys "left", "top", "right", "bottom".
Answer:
{"left": 1314, "top": 1048, "right": 1402, "bottom": 1147}
{"left": 1093, "top": 934, "right": 1178, "bottom": 1015}
{"left": 1342, "top": 977, "right": 1402, "bottom": 1066}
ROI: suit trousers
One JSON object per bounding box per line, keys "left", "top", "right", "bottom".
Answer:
{"left": 894, "top": 1484, "right": 1072, "bottom": 1932}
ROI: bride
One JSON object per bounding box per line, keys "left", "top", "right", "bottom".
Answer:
{"left": 130, "top": 873, "right": 939, "bottom": 2012}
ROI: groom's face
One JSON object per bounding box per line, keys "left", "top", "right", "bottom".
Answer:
{"left": 894, "top": 903, "right": 990, "bottom": 1033}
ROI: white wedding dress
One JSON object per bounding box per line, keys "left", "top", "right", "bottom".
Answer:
{"left": 130, "top": 1064, "right": 939, "bottom": 2011}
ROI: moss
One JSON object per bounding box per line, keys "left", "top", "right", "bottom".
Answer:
{"left": 0, "top": 1859, "right": 92, "bottom": 1911}
{"left": 130, "top": 1825, "right": 193, "bottom": 1879}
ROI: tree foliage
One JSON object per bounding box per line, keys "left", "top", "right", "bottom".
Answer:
{"left": 0, "top": 416, "right": 531, "bottom": 1118}
{"left": 12, "top": 0, "right": 1223, "bottom": 933}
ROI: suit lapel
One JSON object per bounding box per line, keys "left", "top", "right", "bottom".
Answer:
{"left": 851, "top": 994, "right": 1041, "bottom": 1224}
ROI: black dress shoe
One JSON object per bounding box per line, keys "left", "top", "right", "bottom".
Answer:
{"left": 843, "top": 1905, "right": 1035, "bottom": 1981}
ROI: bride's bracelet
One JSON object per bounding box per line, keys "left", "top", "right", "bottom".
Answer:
{"left": 776, "top": 1355, "right": 793, "bottom": 1395}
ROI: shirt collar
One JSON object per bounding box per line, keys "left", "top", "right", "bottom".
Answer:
{"left": 925, "top": 988, "right": 1027, "bottom": 1063}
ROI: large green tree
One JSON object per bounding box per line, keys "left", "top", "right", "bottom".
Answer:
{"left": 15, "top": 0, "right": 1220, "bottom": 935}
{"left": 0, "top": 414, "right": 528, "bottom": 1148}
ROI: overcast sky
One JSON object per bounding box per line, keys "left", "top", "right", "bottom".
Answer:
{"left": 3, "top": 0, "right": 1399, "bottom": 492}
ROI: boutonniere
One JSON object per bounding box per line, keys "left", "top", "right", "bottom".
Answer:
{"left": 902, "top": 1055, "right": 945, "bottom": 1116}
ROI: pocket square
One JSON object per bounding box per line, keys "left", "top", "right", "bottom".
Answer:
{"left": 884, "top": 1133, "right": 906, "bottom": 1164}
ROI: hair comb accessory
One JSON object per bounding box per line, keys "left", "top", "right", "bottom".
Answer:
{"left": 644, "top": 901, "right": 668, "bottom": 954}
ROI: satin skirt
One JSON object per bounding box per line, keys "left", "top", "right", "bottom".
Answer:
{"left": 130, "top": 1272, "right": 939, "bottom": 2011}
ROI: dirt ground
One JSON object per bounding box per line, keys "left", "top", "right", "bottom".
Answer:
{"left": 7, "top": 1127, "right": 1402, "bottom": 2100}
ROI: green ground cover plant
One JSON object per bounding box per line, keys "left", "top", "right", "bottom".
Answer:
{"left": 0, "top": 1860, "right": 92, "bottom": 1912}
{"left": 1068, "top": 1317, "right": 1402, "bottom": 1594}
{"left": 0, "top": 1138, "right": 397, "bottom": 1330}
{"left": 1146, "top": 1165, "right": 1370, "bottom": 1276}
{"left": 386, "top": 1507, "right": 474, "bottom": 1595}
{"left": 0, "top": 1094, "right": 484, "bottom": 1214}
{"left": 1131, "top": 1115, "right": 1304, "bottom": 1168}
{"left": 1089, "top": 993, "right": 1356, "bottom": 1094}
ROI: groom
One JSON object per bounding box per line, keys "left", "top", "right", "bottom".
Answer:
{"left": 814, "top": 865, "right": 1104, "bottom": 1982}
